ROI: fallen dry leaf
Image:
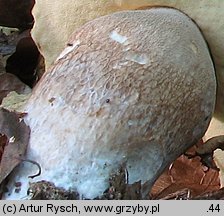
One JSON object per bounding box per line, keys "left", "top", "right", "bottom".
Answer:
{"left": 0, "top": 73, "right": 30, "bottom": 104}
{"left": 0, "top": 134, "right": 7, "bottom": 161}
{"left": 151, "top": 140, "right": 220, "bottom": 199}
{"left": 0, "top": 56, "right": 4, "bottom": 74}
{"left": 0, "top": 108, "right": 30, "bottom": 185}
{"left": 0, "top": 28, "right": 41, "bottom": 88}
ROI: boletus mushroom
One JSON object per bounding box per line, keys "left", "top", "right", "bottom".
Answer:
{"left": 3, "top": 8, "right": 216, "bottom": 199}
{"left": 31, "top": 0, "right": 224, "bottom": 136}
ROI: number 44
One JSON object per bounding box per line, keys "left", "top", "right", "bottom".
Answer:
{"left": 208, "top": 204, "right": 220, "bottom": 212}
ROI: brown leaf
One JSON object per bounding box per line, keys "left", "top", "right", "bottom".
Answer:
{"left": 0, "top": 108, "right": 30, "bottom": 185}
{"left": 0, "top": 29, "right": 40, "bottom": 89}
{"left": 151, "top": 140, "right": 220, "bottom": 199}
{"left": 0, "top": 134, "right": 7, "bottom": 161}
{"left": 0, "top": 73, "right": 30, "bottom": 104}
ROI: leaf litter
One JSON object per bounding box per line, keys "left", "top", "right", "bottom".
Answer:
{"left": 0, "top": 108, "right": 30, "bottom": 197}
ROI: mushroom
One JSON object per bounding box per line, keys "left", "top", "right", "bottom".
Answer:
{"left": 31, "top": 0, "right": 224, "bottom": 133}
{"left": 3, "top": 8, "right": 216, "bottom": 199}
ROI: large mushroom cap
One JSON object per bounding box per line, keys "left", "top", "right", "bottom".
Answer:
{"left": 4, "top": 8, "right": 216, "bottom": 199}
{"left": 32, "top": 0, "right": 224, "bottom": 120}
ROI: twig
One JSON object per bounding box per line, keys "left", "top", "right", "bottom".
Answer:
{"left": 15, "top": 157, "right": 41, "bottom": 179}
{"left": 158, "top": 188, "right": 191, "bottom": 200}
{"left": 191, "top": 187, "right": 224, "bottom": 200}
